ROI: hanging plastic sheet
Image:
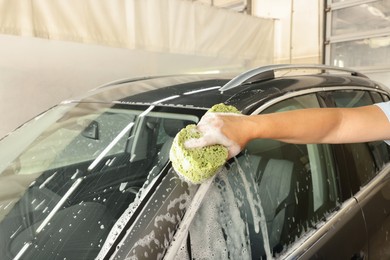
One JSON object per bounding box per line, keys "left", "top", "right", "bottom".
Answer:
{"left": 0, "top": 0, "right": 274, "bottom": 62}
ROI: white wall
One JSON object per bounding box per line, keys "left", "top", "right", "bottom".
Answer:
{"left": 0, "top": 35, "right": 244, "bottom": 138}
{"left": 253, "top": 0, "right": 323, "bottom": 64}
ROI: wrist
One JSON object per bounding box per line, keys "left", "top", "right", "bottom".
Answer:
{"left": 241, "top": 115, "right": 264, "bottom": 144}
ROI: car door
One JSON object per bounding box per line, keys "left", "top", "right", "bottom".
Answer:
{"left": 326, "top": 89, "right": 390, "bottom": 260}
{"left": 168, "top": 93, "right": 368, "bottom": 260}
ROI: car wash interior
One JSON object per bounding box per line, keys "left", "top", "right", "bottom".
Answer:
{"left": 1, "top": 1, "right": 390, "bottom": 260}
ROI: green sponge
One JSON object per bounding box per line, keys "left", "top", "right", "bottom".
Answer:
{"left": 169, "top": 103, "right": 240, "bottom": 184}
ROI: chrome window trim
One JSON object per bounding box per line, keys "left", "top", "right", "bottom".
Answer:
{"left": 251, "top": 86, "right": 388, "bottom": 115}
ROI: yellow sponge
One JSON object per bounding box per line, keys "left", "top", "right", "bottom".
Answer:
{"left": 169, "top": 103, "right": 240, "bottom": 184}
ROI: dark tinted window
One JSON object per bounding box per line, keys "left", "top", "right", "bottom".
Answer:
{"left": 332, "top": 90, "right": 372, "bottom": 107}
{"left": 249, "top": 95, "right": 340, "bottom": 255}
{"left": 370, "top": 91, "right": 384, "bottom": 103}
{"left": 342, "top": 143, "right": 377, "bottom": 186}
{"left": 331, "top": 90, "right": 390, "bottom": 186}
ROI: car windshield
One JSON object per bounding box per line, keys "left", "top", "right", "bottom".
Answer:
{"left": 0, "top": 102, "right": 197, "bottom": 260}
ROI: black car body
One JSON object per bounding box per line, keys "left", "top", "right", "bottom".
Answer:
{"left": 0, "top": 64, "right": 390, "bottom": 259}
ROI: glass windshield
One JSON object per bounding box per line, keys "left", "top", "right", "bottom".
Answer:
{"left": 0, "top": 102, "right": 196, "bottom": 260}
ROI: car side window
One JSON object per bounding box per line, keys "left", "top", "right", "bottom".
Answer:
{"left": 244, "top": 94, "right": 341, "bottom": 255}
{"left": 177, "top": 95, "right": 341, "bottom": 259}
{"left": 370, "top": 91, "right": 384, "bottom": 103}
{"left": 331, "top": 90, "right": 372, "bottom": 108}
{"left": 331, "top": 90, "right": 390, "bottom": 187}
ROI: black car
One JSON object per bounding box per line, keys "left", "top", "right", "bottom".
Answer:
{"left": 1, "top": 64, "right": 390, "bottom": 259}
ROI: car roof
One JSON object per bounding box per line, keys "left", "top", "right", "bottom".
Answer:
{"left": 73, "top": 74, "right": 232, "bottom": 109}
{"left": 69, "top": 65, "right": 389, "bottom": 114}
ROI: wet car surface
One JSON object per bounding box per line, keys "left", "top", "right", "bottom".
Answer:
{"left": 1, "top": 64, "right": 390, "bottom": 259}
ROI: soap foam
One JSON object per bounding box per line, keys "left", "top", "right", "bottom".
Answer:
{"left": 169, "top": 103, "right": 240, "bottom": 184}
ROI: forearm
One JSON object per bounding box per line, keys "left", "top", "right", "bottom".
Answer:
{"left": 246, "top": 108, "right": 339, "bottom": 144}
{"left": 187, "top": 104, "right": 390, "bottom": 157}
{"left": 242, "top": 105, "right": 390, "bottom": 145}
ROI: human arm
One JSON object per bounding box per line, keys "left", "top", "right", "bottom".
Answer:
{"left": 244, "top": 105, "right": 390, "bottom": 144}
{"left": 185, "top": 105, "right": 390, "bottom": 158}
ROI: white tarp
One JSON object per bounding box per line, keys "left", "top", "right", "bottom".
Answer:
{"left": 0, "top": 0, "right": 274, "bottom": 62}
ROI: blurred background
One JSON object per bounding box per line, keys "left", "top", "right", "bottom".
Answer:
{"left": 0, "top": 0, "right": 389, "bottom": 137}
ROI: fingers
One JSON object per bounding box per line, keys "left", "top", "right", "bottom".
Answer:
{"left": 183, "top": 112, "right": 243, "bottom": 158}
{"left": 185, "top": 135, "right": 241, "bottom": 159}
{"left": 184, "top": 130, "right": 241, "bottom": 159}
{"left": 184, "top": 137, "right": 211, "bottom": 149}
{"left": 184, "top": 132, "right": 229, "bottom": 149}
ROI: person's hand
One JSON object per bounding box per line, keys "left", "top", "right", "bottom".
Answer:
{"left": 184, "top": 112, "right": 245, "bottom": 159}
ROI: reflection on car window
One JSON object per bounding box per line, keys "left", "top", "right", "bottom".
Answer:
{"left": 332, "top": 90, "right": 372, "bottom": 108}
{"left": 0, "top": 103, "right": 196, "bottom": 259}
{"left": 179, "top": 95, "right": 341, "bottom": 258}
{"left": 19, "top": 108, "right": 136, "bottom": 174}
